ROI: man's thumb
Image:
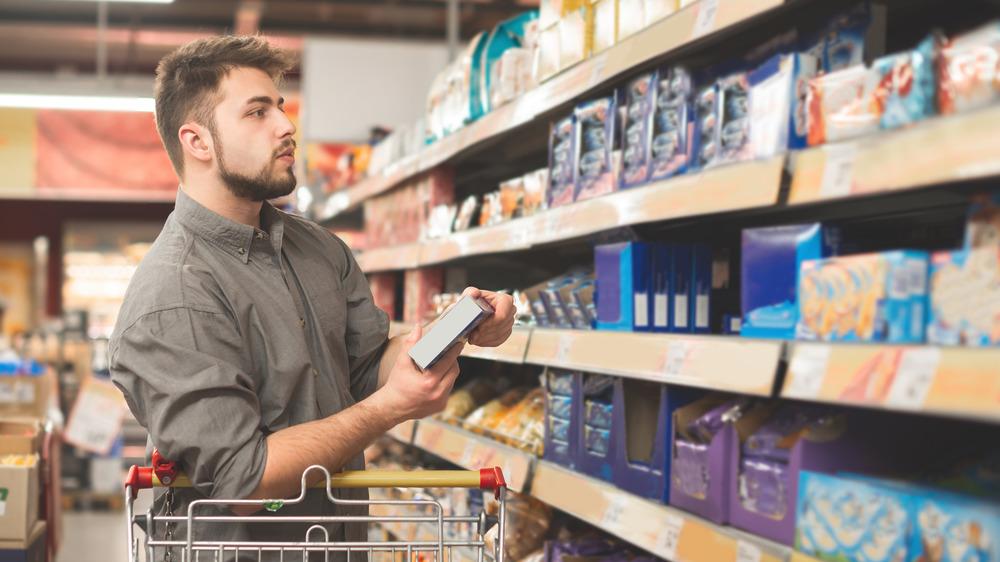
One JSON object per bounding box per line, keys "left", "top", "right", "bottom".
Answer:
{"left": 404, "top": 323, "right": 423, "bottom": 347}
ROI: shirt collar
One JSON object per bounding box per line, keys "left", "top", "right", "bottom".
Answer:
{"left": 174, "top": 188, "right": 284, "bottom": 264}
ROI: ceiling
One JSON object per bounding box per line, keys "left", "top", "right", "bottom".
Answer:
{"left": 0, "top": 0, "right": 537, "bottom": 77}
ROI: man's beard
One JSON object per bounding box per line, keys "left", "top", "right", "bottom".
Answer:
{"left": 216, "top": 139, "right": 297, "bottom": 203}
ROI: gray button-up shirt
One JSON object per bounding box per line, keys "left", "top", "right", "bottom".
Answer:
{"left": 110, "top": 188, "right": 389, "bottom": 557}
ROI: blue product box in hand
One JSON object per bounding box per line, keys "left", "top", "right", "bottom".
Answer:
{"left": 575, "top": 95, "right": 620, "bottom": 201}
{"left": 595, "top": 242, "right": 652, "bottom": 331}
{"left": 741, "top": 223, "right": 840, "bottom": 339}
{"left": 649, "top": 67, "right": 693, "bottom": 181}
{"left": 621, "top": 71, "right": 657, "bottom": 188}
{"left": 548, "top": 114, "right": 577, "bottom": 208}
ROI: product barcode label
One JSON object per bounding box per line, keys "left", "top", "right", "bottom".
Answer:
{"left": 654, "top": 512, "right": 685, "bottom": 559}
{"left": 655, "top": 294, "right": 669, "bottom": 327}
{"left": 674, "top": 295, "right": 689, "bottom": 328}
{"left": 696, "top": 295, "right": 710, "bottom": 328}
{"left": 819, "top": 143, "right": 857, "bottom": 198}
{"left": 785, "top": 344, "right": 831, "bottom": 399}
{"left": 691, "top": 0, "right": 720, "bottom": 39}
{"left": 664, "top": 340, "right": 688, "bottom": 377}
{"left": 885, "top": 348, "right": 940, "bottom": 410}
{"left": 601, "top": 495, "right": 629, "bottom": 530}
{"left": 736, "top": 540, "right": 763, "bottom": 562}
{"left": 635, "top": 293, "right": 650, "bottom": 327}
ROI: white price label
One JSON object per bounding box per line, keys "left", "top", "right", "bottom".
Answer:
{"left": 600, "top": 495, "right": 629, "bottom": 530}
{"left": 654, "top": 294, "right": 669, "bottom": 328}
{"left": 664, "top": 340, "right": 688, "bottom": 377}
{"left": 819, "top": 143, "right": 857, "bottom": 199}
{"left": 691, "top": 0, "right": 721, "bottom": 39}
{"left": 589, "top": 53, "right": 610, "bottom": 87}
{"left": 655, "top": 513, "right": 685, "bottom": 559}
{"left": 884, "top": 348, "right": 940, "bottom": 410}
{"left": 674, "top": 295, "right": 689, "bottom": 328}
{"left": 786, "top": 344, "right": 831, "bottom": 399}
{"left": 460, "top": 441, "right": 477, "bottom": 467}
{"left": 556, "top": 335, "right": 574, "bottom": 364}
{"left": 736, "top": 540, "right": 763, "bottom": 562}
{"left": 63, "top": 378, "right": 127, "bottom": 455}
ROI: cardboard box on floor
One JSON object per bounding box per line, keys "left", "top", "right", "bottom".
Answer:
{"left": 0, "top": 521, "right": 45, "bottom": 562}
{"left": 0, "top": 368, "right": 54, "bottom": 419}
{"left": 0, "top": 460, "right": 40, "bottom": 541}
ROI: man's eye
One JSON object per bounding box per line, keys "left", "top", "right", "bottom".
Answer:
{"left": 250, "top": 109, "right": 264, "bottom": 117}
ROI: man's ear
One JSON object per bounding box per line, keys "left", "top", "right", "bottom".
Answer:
{"left": 178, "top": 122, "right": 213, "bottom": 164}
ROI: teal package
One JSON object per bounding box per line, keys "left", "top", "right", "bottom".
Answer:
{"left": 795, "top": 471, "right": 913, "bottom": 562}
{"left": 595, "top": 242, "right": 652, "bottom": 332}
{"left": 479, "top": 11, "right": 538, "bottom": 115}
{"left": 910, "top": 489, "right": 1000, "bottom": 561}
{"left": 884, "top": 250, "right": 929, "bottom": 344}
{"left": 464, "top": 31, "right": 490, "bottom": 123}
{"left": 873, "top": 34, "right": 938, "bottom": 131}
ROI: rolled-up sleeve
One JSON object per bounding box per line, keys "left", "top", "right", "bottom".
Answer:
{"left": 330, "top": 235, "right": 389, "bottom": 401}
{"left": 110, "top": 306, "right": 266, "bottom": 500}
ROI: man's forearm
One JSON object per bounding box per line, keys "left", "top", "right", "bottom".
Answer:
{"left": 238, "top": 390, "right": 399, "bottom": 514}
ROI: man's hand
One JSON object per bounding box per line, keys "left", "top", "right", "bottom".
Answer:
{"left": 462, "top": 287, "right": 515, "bottom": 348}
{"left": 375, "top": 324, "right": 464, "bottom": 425}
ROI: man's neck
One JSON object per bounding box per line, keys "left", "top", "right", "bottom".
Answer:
{"left": 180, "top": 181, "right": 262, "bottom": 229}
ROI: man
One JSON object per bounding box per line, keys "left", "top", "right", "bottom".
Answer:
{"left": 109, "top": 35, "right": 515, "bottom": 559}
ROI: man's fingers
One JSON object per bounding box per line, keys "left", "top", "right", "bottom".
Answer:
{"left": 404, "top": 324, "right": 422, "bottom": 347}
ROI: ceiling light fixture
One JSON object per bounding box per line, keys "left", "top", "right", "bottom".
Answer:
{"left": 0, "top": 93, "right": 154, "bottom": 112}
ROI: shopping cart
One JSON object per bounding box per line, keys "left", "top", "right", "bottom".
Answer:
{"left": 124, "top": 451, "right": 507, "bottom": 562}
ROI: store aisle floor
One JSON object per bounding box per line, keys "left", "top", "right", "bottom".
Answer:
{"left": 58, "top": 494, "right": 151, "bottom": 562}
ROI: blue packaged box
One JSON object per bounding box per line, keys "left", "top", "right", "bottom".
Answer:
{"left": 796, "top": 471, "right": 913, "bottom": 562}
{"left": 748, "top": 53, "right": 820, "bottom": 159}
{"left": 741, "top": 224, "right": 840, "bottom": 339}
{"left": 691, "top": 82, "right": 719, "bottom": 171}
{"left": 651, "top": 243, "right": 673, "bottom": 332}
{"left": 928, "top": 247, "right": 1000, "bottom": 347}
{"left": 803, "top": 3, "right": 887, "bottom": 73}
{"left": 649, "top": 67, "right": 693, "bottom": 181}
{"left": 621, "top": 71, "right": 657, "bottom": 188}
{"left": 596, "top": 242, "right": 652, "bottom": 332}
{"left": 723, "top": 315, "right": 742, "bottom": 335}
{"left": 717, "top": 73, "right": 753, "bottom": 165}
{"left": 873, "top": 34, "right": 938, "bottom": 131}
{"left": 577, "top": 373, "right": 616, "bottom": 482}
{"left": 692, "top": 243, "right": 713, "bottom": 334}
{"left": 544, "top": 370, "right": 579, "bottom": 469}
{"left": 549, "top": 114, "right": 577, "bottom": 208}
{"left": 911, "top": 488, "right": 1000, "bottom": 561}
{"left": 671, "top": 244, "right": 693, "bottom": 333}
{"left": 575, "top": 95, "right": 620, "bottom": 202}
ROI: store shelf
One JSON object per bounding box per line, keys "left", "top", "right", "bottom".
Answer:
{"left": 789, "top": 553, "right": 823, "bottom": 562}
{"left": 411, "top": 417, "right": 534, "bottom": 494}
{"left": 363, "top": 155, "right": 785, "bottom": 272}
{"left": 357, "top": 242, "right": 422, "bottom": 273}
{"left": 0, "top": 187, "right": 177, "bottom": 203}
{"left": 387, "top": 419, "right": 417, "bottom": 445}
{"left": 789, "top": 105, "right": 1000, "bottom": 205}
{"left": 532, "top": 461, "right": 793, "bottom": 562}
{"left": 324, "top": 0, "right": 790, "bottom": 219}
{"left": 526, "top": 329, "right": 783, "bottom": 396}
{"left": 782, "top": 343, "right": 1000, "bottom": 423}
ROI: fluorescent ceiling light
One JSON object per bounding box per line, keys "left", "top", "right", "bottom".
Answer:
{"left": 0, "top": 93, "right": 154, "bottom": 112}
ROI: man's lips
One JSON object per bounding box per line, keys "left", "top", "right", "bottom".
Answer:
{"left": 277, "top": 147, "right": 295, "bottom": 163}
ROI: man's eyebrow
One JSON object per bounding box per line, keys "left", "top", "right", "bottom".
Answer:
{"left": 243, "top": 95, "right": 284, "bottom": 107}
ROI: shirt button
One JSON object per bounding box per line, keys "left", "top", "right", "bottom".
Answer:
{"left": 312, "top": 369, "right": 318, "bottom": 377}
{"left": 256, "top": 233, "right": 264, "bottom": 240}
{"left": 300, "top": 318, "right": 305, "bottom": 327}
{"left": 237, "top": 247, "right": 245, "bottom": 255}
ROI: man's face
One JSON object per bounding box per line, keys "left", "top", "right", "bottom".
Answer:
{"left": 210, "top": 67, "right": 297, "bottom": 202}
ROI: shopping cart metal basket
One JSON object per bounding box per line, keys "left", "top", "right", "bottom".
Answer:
{"left": 124, "top": 452, "right": 507, "bottom": 562}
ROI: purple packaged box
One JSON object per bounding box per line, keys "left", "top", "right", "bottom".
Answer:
{"left": 576, "top": 373, "right": 616, "bottom": 482}
{"left": 576, "top": 95, "right": 620, "bottom": 201}
{"left": 670, "top": 394, "right": 738, "bottom": 523}
{"left": 621, "top": 71, "right": 657, "bottom": 188}
{"left": 742, "top": 404, "right": 835, "bottom": 462}
{"left": 717, "top": 73, "right": 753, "bottom": 165}
{"left": 649, "top": 67, "right": 693, "bottom": 181}
{"left": 585, "top": 426, "right": 611, "bottom": 456}
{"left": 549, "top": 394, "right": 573, "bottom": 419}
{"left": 739, "top": 458, "right": 789, "bottom": 520}
{"left": 549, "top": 417, "right": 571, "bottom": 441}
{"left": 548, "top": 114, "right": 577, "bottom": 208}
{"left": 674, "top": 439, "right": 712, "bottom": 499}
{"left": 548, "top": 370, "right": 574, "bottom": 395}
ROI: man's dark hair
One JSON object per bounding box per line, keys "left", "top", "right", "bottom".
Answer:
{"left": 154, "top": 35, "right": 294, "bottom": 180}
